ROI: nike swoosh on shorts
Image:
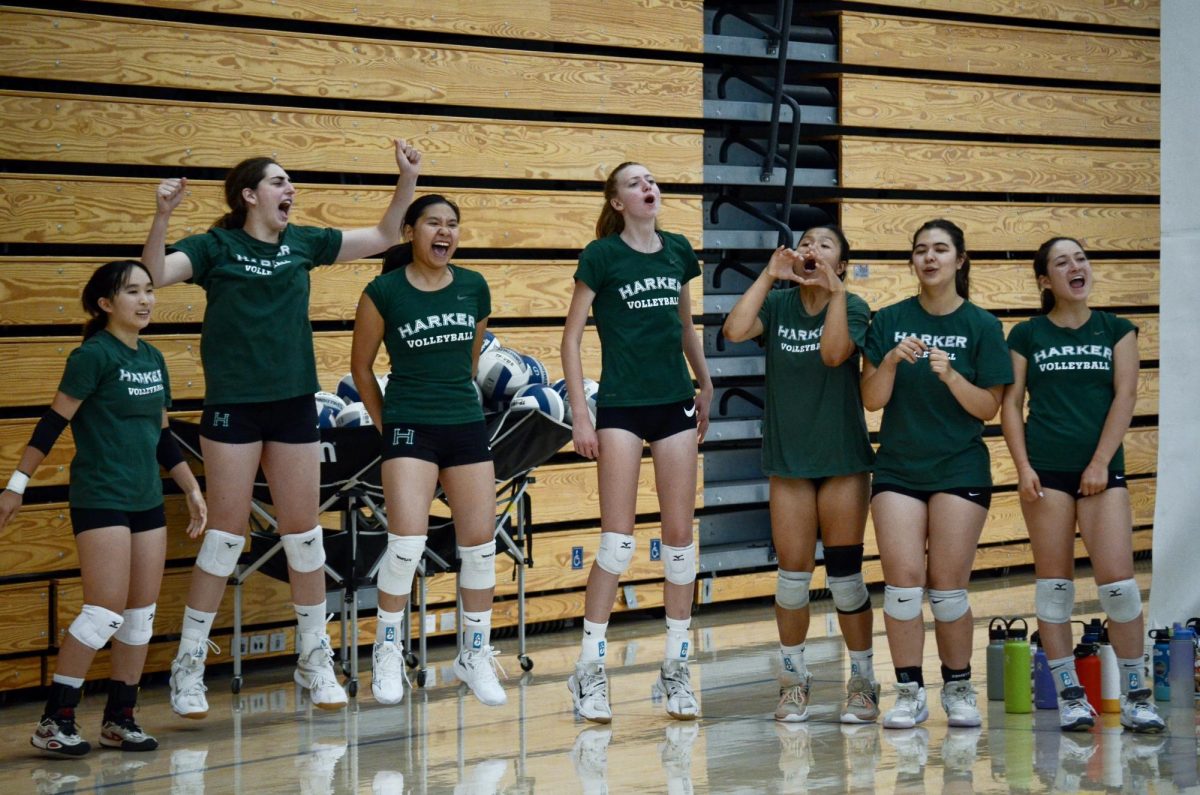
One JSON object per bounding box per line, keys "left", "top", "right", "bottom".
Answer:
{"left": 683, "top": 402, "right": 697, "bottom": 418}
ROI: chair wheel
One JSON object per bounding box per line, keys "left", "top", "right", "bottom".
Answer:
{"left": 405, "top": 652, "right": 419, "bottom": 668}
{"left": 348, "top": 680, "right": 358, "bottom": 698}
{"left": 231, "top": 677, "right": 242, "bottom": 694}
{"left": 519, "top": 656, "right": 534, "bottom": 672}
{"left": 416, "top": 670, "right": 427, "bottom": 687}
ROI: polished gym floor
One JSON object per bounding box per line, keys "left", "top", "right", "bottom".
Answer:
{"left": 4, "top": 565, "right": 1198, "bottom": 794}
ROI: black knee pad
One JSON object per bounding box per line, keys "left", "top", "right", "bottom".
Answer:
{"left": 822, "top": 544, "right": 864, "bottom": 577}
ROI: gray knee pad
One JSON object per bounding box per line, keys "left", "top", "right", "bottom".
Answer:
{"left": 883, "top": 585, "right": 924, "bottom": 621}
{"left": 281, "top": 525, "right": 326, "bottom": 573}
{"left": 1035, "top": 578, "right": 1075, "bottom": 624}
{"left": 113, "top": 603, "right": 156, "bottom": 646}
{"left": 195, "top": 529, "right": 245, "bottom": 577}
{"left": 1098, "top": 578, "right": 1142, "bottom": 624}
{"left": 928, "top": 588, "right": 970, "bottom": 622}
{"left": 828, "top": 573, "right": 871, "bottom": 614}
{"left": 68, "top": 604, "right": 124, "bottom": 650}
{"left": 458, "top": 540, "right": 497, "bottom": 591}
{"left": 776, "top": 569, "right": 812, "bottom": 610}
{"left": 662, "top": 543, "right": 696, "bottom": 586}
{"left": 595, "top": 532, "right": 635, "bottom": 576}
{"left": 378, "top": 534, "right": 427, "bottom": 597}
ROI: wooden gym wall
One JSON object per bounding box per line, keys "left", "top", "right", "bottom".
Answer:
{"left": 0, "top": 0, "right": 706, "bottom": 690}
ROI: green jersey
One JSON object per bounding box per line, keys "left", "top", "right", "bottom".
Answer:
{"left": 758, "top": 290, "right": 874, "bottom": 478}
{"left": 57, "top": 331, "right": 171, "bottom": 511}
{"left": 171, "top": 224, "right": 342, "bottom": 404}
{"left": 864, "top": 296, "right": 1013, "bottom": 490}
{"left": 574, "top": 231, "right": 701, "bottom": 407}
{"left": 364, "top": 264, "right": 491, "bottom": 425}
{"left": 1007, "top": 311, "right": 1136, "bottom": 472}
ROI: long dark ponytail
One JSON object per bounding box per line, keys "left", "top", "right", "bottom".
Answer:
{"left": 81, "top": 260, "right": 152, "bottom": 340}
{"left": 214, "top": 157, "right": 278, "bottom": 230}
{"left": 912, "top": 219, "right": 970, "bottom": 300}
{"left": 1033, "top": 236, "right": 1082, "bottom": 314}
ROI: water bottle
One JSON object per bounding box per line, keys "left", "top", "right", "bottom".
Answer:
{"left": 1150, "top": 628, "right": 1171, "bottom": 701}
{"left": 1098, "top": 621, "right": 1120, "bottom": 713}
{"left": 1031, "top": 631, "right": 1057, "bottom": 709}
{"left": 1074, "top": 622, "right": 1101, "bottom": 711}
{"left": 1188, "top": 617, "right": 1200, "bottom": 700}
{"left": 987, "top": 617, "right": 1008, "bottom": 701}
{"left": 1170, "top": 622, "right": 1197, "bottom": 708}
{"left": 1004, "top": 617, "right": 1032, "bottom": 713}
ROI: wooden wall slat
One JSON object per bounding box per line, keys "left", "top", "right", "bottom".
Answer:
{"left": 839, "top": 199, "right": 1159, "bottom": 252}
{"left": 97, "top": 0, "right": 706, "bottom": 53}
{"left": 0, "top": 583, "right": 51, "bottom": 653}
{"left": 838, "top": 138, "right": 1160, "bottom": 195}
{"left": 0, "top": 257, "right": 702, "bottom": 325}
{"left": 840, "top": 13, "right": 1159, "bottom": 84}
{"left": 837, "top": 0, "right": 1159, "bottom": 28}
{"left": 0, "top": 175, "right": 704, "bottom": 250}
{"left": 0, "top": 91, "right": 703, "bottom": 184}
{"left": 0, "top": 9, "right": 702, "bottom": 119}
{"left": 846, "top": 260, "right": 1158, "bottom": 311}
{"left": 840, "top": 75, "right": 1159, "bottom": 140}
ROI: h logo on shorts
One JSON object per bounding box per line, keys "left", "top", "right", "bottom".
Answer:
{"left": 211, "top": 412, "right": 231, "bottom": 428}
{"left": 393, "top": 428, "right": 415, "bottom": 446}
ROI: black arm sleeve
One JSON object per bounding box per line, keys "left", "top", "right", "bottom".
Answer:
{"left": 156, "top": 426, "right": 186, "bottom": 471}
{"left": 29, "top": 409, "right": 69, "bottom": 455}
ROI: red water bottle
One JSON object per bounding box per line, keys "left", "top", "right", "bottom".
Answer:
{"left": 1075, "top": 621, "right": 1102, "bottom": 711}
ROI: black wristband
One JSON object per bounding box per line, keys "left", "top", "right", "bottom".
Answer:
{"left": 156, "top": 426, "right": 186, "bottom": 471}
{"left": 29, "top": 409, "right": 69, "bottom": 455}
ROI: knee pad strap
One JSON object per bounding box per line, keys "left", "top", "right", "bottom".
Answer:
{"left": 68, "top": 604, "right": 124, "bottom": 650}
{"left": 378, "top": 534, "right": 426, "bottom": 597}
{"left": 1035, "top": 578, "right": 1075, "bottom": 624}
{"left": 195, "top": 529, "right": 245, "bottom": 578}
{"left": 458, "top": 540, "right": 497, "bottom": 591}
{"left": 281, "top": 525, "right": 326, "bottom": 573}
{"left": 928, "top": 588, "right": 970, "bottom": 622}
{"left": 884, "top": 585, "right": 924, "bottom": 621}
{"left": 1098, "top": 578, "right": 1142, "bottom": 624}
{"left": 113, "top": 603, "right": 156, "bottom": 646}
{"left": 776, "top": 569, "right": 812, "bottom": 610}
{"left": 595, "top": 532, "right": 635, "bottom": 576}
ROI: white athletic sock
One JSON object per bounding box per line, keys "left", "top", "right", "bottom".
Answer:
{"left": 461, "top": 609, "right": 492, "bottom": 652}
{"left": 181, "top": 606, "right": 217, "bottom": 645}
{"left": 1049, "top": 655, "right": 1081, "bottom": 696}
{"left": 1117, "top": 657, "right": 1145, "bottom": 693}
{"left": 581, "top": 619, "right": 608, "bottom": 664}
{"left": 665, "top": 616, "right": 692, "bottom": 662}
{"left": 849, "top": 648, "right": 876, "bottom": 683}
{"left": 295, "top": 603, "right": 327, "bottom": 635}
{"left": 781, "top": 643, "right": 807, "bottom": 682}
{"left": 377, "top": 608, "right": 404, "bottom": 646}
{"left": 52, "top": 673, "right": 85, "bottom": 689}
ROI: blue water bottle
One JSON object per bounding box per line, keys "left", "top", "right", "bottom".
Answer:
{"left": 1031, "top": 630, "right": 1057, "bottom": 709}
{"left": 1149, "top": 628, "right": 1171, "bottom": 702}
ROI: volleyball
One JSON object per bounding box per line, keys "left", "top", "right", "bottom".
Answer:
{"left": 510, "top": 383, "right": 566, "bottom": 422}
{"left": 563, "top": 378, "right": 599, "bottom": 426}
{"left": 315, "top": 391, "right": 347, "bottom": 428}
{"left": 335, "top": 401, "right": 374, "bottom": 428}
{"left": 336, "top": 372, "right": 388, "bottom": 404}
{"left": 476, "top": 347, "right": 532, "bottom": 407}
{"left": 481, "top": 330, "right": 501, "bottom": 354}
{"left": 521, "top": 354, "right": 550, "bottom": 385}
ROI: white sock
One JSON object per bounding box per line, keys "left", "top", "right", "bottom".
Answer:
{"left": 377, "top": 608, "right": 404, "bottom": 646}
{"left": 52, "top": 673, "right": 85, "bottom": 689}
{"left": 665, "top": 616, "right": 692, "bottom": 662}
{"left": 461, "top": 609, "right": 492, "bottom": 652}
{"left": 581, "top": 619, "right": 608, "bottom": 663}
{"left": 181, "top": 606, "right": 217, "bottom": 645}
{"left": 295, "top": 603, "right": 327, "bottom": 635}
{"left": 1049, "top": 656, "right": 1080, "bottom": 696}
{"left": 1117, "top": 657, "right": 1145, "bottom": 693}
{"left": 849, "top": 648, "right": 876, "bottom": 683}
{"left": 781, "top": 643, "right": 807, "bottom": 681}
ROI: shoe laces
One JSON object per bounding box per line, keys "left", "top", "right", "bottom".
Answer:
{"left": 894, "top": 684, "right": 921, "bottom": 713}
{"left": 578, "top": 665, "right": 608, "bottom": 700}
{"left": 846, "top": 678, "right": 877, "bottom": 708}
{"left": 48, "top": 708, "right": 80, "bottom": 735}
{"left": 466, "top": 645, "right": 507, "bottom": 683}
{"left": 660, "top": 663, "right": 695, "bottom": 699}
{"left": 944, "top": 681, "right": 976, "bottom": 707}
{"left": 778, "top": 682, "right": 809, "bottom": 708}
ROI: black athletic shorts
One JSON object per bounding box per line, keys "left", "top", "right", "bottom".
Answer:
{"left": 1035, "top": 468, "right": 1127, "bottom": 497}
{"left": 70, "top": 504, "right": 166, "bottom": 536}
{"left": 595, "top": 398, "right": 698, "bottom": 443}
{"left": 871, "top": 482, "right": 992, "bottom": 510}
{"left": 200, "top": 395, "right": 319, "bottom": 445}
{"left": 382, "top": 420, "right": 492, "bottom": 468}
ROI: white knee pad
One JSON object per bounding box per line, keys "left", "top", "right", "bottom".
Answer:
{"left": 281, "top": 525, "right": 326, "bottom": 573}
{"left": 828, "top": 573, "right": 871, "bottom": 614}
{"left": 68, "top": 604, "right": 124, "bottom": 650}
{"left": 1035, "top": 578, "right": 1075, "bottom": 624}
{"left": 113, "top": 603, "right": 156, "bottom": 646}
{"left": 662, "top": 542, "right": 696, "bottom": 586}
{"left": 378, "top": 534, "right": 427, "bottom": 597}
{"left": 195, "top": 529, "right": 245, "bottom": 578}
{"left": 928, "top": 588, "right": 971, "bottom": 622}
{"left": 883, "top": 585, "right": 924, "bottom": 621}
{"left": 1098, "top": 578, "right": 1142, "bottom": 624}
{"left": 595, "top": 532, "right": 635, "bottom": 576}
{"left": 458, "top": 540, "right": 497, "bottom": 591}
{"left": 776, "top": 569, "right": 812, "bottom": 610}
